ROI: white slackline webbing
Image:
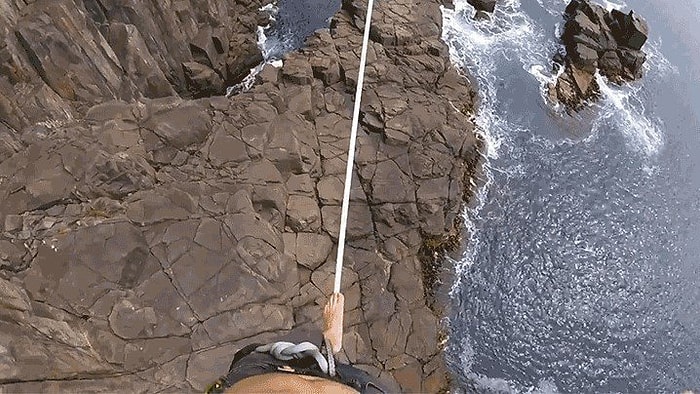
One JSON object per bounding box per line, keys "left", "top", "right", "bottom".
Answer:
{"left": 334, "top": 0, "right": 376, "bottom": 294}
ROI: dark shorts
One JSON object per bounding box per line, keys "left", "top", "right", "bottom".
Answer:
{"left": 206, "top": 327, "right": 386, "bottom": 393}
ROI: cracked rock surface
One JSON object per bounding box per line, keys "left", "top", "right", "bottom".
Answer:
{"left": 0, "top": 0, "right": 479, "bottom": 392}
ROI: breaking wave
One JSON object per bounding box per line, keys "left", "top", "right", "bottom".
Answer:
{"left": 441, "top": 0, "right": 557, "bottom": 290}
{"left": 439, "top": 0, "right": 692, "bottom": 392}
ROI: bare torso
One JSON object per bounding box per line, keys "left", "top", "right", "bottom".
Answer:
{"left": 224, "top": 372, "right": 360, "bottom": 393}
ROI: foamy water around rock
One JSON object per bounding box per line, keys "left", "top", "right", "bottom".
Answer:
{"left": 442, "top": 0, "right": 700, "bottom": 392}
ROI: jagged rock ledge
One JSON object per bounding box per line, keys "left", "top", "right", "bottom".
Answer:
{"left": 0, "top": 0, "right": 480, "bottom": 392}
{"left": 549, "top": 0, "right": 649, "bottom": 111}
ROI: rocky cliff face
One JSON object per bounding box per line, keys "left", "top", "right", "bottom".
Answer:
{"left": 0, "top": 0, "right": 269, "bottom": 125}
{"left": 0, "top": 0, "right": 479, "bottom": 392}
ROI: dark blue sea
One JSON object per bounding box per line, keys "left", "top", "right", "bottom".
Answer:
{"left": 260, "top": 0, "right": 341, "bottom": 60}
{"left": 442, "top": 0, "right": 700, "bottom": 392}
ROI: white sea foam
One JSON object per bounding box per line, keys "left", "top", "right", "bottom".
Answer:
{"left": 599, "top": 0, "right": 628, "bottom": 12}
{"left": 527, "top": 5, "right": 671, "bottom": 156}
{"left": 644, "top": 39, "right": 679, "bottom": 77}
{"left": 441, "top": 0, "right": 555, "bottom": 289}
{"left": 443, "top": 362, "right": 561, "bottom": 393}
{"left": 227, "top": 2, "right": 286, "bottom": 96}
{"left": 261, "top": 3, "right": 276, "bottom": 13}
{"left": 534, "top": 0, "right": 628, "bottom": 15}
{"left": 441, "top": 0, "right": 669, "bottom": 302}
{"left": 586, "top": 38, "right": 674, "bottom": 157}
{"left": 529, "top": 33, "right": 669, "bottom": 156}
{"left": 593, "top": 73, "right": 664, "bottom": 155}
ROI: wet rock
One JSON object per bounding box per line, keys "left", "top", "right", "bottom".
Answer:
{"left": 552, "top": 64, "right": 599, "bottom": 108}
{"left": 599, "top": 50, "right": 623, "bottom": 78}
{"left": 467, "top": 0, "right": 496, "bottom": 13}
{"left": 570, "top": 64, "right": 596, "bottom": 95}
{"left": 551, "top": 0, "right": 650, "bottom": 110}
{"left": 624, "top": 11, "right": 649, "bottom": 50}
{"left": 618, "top": 48, "right": 646, "bottom": 79}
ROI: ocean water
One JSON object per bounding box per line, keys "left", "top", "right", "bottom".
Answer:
{"left": 441, "top": 0, "right": 700, "bottom": 392}
{"left": 261, "top": 0, "right": 341, "bottom": 60}
{"left": 227, "top": 0, "right": 340, "bottom": 94}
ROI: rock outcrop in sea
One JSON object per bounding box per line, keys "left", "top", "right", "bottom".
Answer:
{"left": 468, "top": 0, "right": 496, "bottom": 13}
{"left": 550, "top": 0, "right": 649, "bottom": 110}
{"left": 0, "top": 0, "right": 479, "bottom": 392}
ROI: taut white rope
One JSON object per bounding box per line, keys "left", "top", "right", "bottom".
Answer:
{"left": 334, "top": 0, "right": 375, "bottom": 294}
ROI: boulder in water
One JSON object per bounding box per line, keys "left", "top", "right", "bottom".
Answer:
{"left": 549, "top": 0, "right": 650, "bottom": 111}
{"left": 598, "top": 50, "right": 623, "bottom": 79}
{"left": 467, "top": 0, "right": 496, "bottom": 13}
{"left": 623, "top": 11, "right": 649, "bottom": 50}
{"left": 571, "top": 43, "right": 599, "bottom": 71}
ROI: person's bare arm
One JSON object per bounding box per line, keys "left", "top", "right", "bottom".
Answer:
{"left": 322, "top": 292, "right": 344, "bottom": 354}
